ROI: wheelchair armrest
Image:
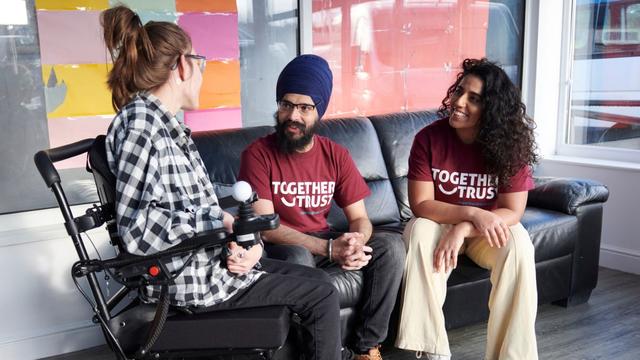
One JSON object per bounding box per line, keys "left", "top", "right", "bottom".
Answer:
{"left": 102, "top": 229, "right": 228, "bottom": 268}
{"left": 74, "top": 229, "right": 231, "bottom": 287}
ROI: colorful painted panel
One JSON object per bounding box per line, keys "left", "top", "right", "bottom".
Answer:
{"left": 200, "top": 60, "right": 241, "bottom": 109}
{"left": 36, "top": 10, "right": 106, "bottom": 64}
{"left": 41, "top": 64, "right": 113, "bottom": 118}
{"left": 184, "top": 108, "right": 242, "bottom": 132}
{"left": 178, "top": 13, "right": 240, "bottom": 60}
{"left": 110, "top": 0, "right": 176, "bottom": 12}
{"left": 176, "top": 0, "right": 237, "bottom": 13}
{"left": 36, "top": 1, "right": 242, "bottom": 169}
{"left": 47, "top": 116, "right": 113, "bottom": 168}
{"left": 36, "top": 0, "right": 108, "bottom": 11}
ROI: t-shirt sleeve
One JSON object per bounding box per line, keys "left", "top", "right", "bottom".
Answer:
{"left": 407, "top": 129, "right": 433, "bottom": 182}
{"left": 238, "top": 143, "right": 273, "bottom": 202}
{"left": 499, "top": 165, "right": 535, "bottom": 193}
{"left": 333, "top": 147, "right": 371, "bottom": 208}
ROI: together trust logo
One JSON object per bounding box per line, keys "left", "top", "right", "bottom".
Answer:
{"left": 432, "top": 168, "right": 497, "bottom": 200}
{"left": 272, "top": 181, "right": 335, "bottom": 208}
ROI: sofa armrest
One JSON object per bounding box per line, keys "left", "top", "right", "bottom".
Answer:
{"left": 527, "top": 177, "right": 609, "bottom": 215}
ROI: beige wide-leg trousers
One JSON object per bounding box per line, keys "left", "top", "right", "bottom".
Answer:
{"left": 395, "top": 218, "right": 538, "bottom": 360}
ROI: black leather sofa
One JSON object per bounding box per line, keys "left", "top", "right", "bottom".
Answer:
{"left": 192, "top": 110, "right": 609, "bottom": 352}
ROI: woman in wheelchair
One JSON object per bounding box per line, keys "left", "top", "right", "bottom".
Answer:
{"left": 101, "top": 6, "right": 341, "bottom": 359}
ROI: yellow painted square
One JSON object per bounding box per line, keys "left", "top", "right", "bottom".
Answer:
{"left": 42, "top": 64, "right": 115, "bottom": 117}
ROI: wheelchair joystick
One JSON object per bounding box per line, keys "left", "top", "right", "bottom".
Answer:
{"left": 232, "top": 180, "right": 253, "bottom": 203}
{"left": 231, "top": 181, "right": 279, "bottom": 249}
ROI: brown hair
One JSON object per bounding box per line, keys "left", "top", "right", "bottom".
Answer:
{"left": 101, "top": 6, "right": 192, "bottom": 110}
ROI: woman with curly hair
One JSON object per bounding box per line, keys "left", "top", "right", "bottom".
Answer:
{"left": 396, "top": 58, "right": 539, "bottom": 360}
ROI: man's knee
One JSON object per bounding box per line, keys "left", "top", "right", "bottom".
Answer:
{"left": 265, "top": 243, "right": 315, "bottom": 267}
{"left": 369, "top": 232, "right": 406, "bottom": 266}
{"left": 315, "top": 280, "right": 341, "bottom": 310}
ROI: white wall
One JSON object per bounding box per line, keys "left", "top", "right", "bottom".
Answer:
{"left": 0, "top": 206, "right": 117, "bottom": 359}
{"left": 537, "top": 159, "right": 640, "bottom": 274}
{"left": 526, "top": 0, "right": 640, "bottom": 275}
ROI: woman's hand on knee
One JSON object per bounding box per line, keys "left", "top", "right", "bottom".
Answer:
{"left": 433, "top": 227, "right": 465, "bottom": 273}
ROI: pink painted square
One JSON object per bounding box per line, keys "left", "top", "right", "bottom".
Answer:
{"left": 178, "top": 13, "right": 239, "bottom": 60}
{"left": 37, "top": 10, "right": 108, "bottom": 65}
{"left": 184, "top": 108, "right": 242, "bottom": 132}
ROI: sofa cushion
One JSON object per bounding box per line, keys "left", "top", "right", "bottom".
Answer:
{"left": 447, "top": 256, "right": 490, "bottom": 286}
{"left": 316, "top": 117, "right": 401, "bottom": 228}
{"left": 323, "top": 266, "right": 364, "bottom": 308}
{"left": 368, "top": 111, "right": 440, "bottom": 220}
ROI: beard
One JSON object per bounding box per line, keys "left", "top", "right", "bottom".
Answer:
{"left": 274, "top": 112, "right": 318, "bottom": 154}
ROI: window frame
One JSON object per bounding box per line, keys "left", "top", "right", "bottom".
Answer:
{"left": 298, "top": 0, "right": 313, "bottom": 54}
{"left": 556, "top": 0, "right": 640, "bottom": 164}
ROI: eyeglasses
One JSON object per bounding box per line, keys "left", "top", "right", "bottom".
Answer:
{"left": 185, "top": 54, "right": 207, "bottom": 73}
{"left": 277, "top": 100, "right": 316, "bottom": 115}
{"left": 171, "top": 54, "right": 207, "bottom": 73}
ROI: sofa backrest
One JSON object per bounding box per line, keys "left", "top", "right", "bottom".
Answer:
{"left": 193, "top": 125, "right": 274, "bottom": 198}
{"left": 315, "top": 117, "right": 401, "bottom": 230}
{"left": 192, "top": 117, "right": 401, "bottom": 230}
{"left": 368, "top": 111, "right": 441, "bottom": 221}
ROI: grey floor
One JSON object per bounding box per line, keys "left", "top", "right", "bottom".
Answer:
{"left": 43, "top": 268, "right": 640, "bottom": 360}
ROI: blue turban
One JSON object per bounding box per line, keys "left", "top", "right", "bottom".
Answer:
{"left": 276, "top": 54, "right": 333, "bottom": 119}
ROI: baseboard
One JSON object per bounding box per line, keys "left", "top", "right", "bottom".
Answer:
{"left": 600, "top": 245, "right": 640, "bottom": 275}
{"left": 0, "top": 322, "right": 104, "bottom": 360}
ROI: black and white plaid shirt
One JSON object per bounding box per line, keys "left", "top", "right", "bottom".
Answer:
{"left": 106, "top": 93, "right": 262, "bottom": 307}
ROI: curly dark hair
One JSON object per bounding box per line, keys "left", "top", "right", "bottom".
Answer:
{"left": 438, "top": 58, "right": 538, "bottom": 186}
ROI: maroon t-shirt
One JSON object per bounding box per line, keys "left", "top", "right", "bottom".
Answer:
{"left": 238, "top": 134, "right": 371, "bottom": 233}
{"left": 408, "top": 119, "right": 534, "bottom": 210}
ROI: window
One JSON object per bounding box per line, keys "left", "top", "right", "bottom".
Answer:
{"left": 310, "top": 0, "right": 525, "bottom": 118}
{"left": 0, "top": 1, "right": 298, "bottom": 214}
{"left": 238, "top": 0, "right": 298, "bottom": 127}
{"left": 562, "top": 0, "right": 640, "bottom": 162}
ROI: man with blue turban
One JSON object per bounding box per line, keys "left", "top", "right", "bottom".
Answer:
{"left": 239, "top": 54, "right": 405, "bottom": 359}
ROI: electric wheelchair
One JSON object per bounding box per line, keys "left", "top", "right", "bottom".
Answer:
{"left": 34, "top": 136, "right": 292, "bottom": 359}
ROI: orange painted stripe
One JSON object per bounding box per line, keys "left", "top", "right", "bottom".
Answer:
{"left": 176, "top": 0, "right": 237, "bottom": 13}
{"left": 199, "top": 60, "right": 241, "bottom": 109}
